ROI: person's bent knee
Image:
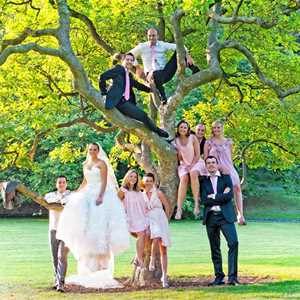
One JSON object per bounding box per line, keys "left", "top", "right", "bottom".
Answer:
{"left": 136, "top": 231, "right": 146, "bottom": 238}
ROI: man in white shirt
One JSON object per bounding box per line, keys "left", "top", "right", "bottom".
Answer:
{"left": 44, "top": 175, "right": 70, "bottom": 292}
{"left": 130, "top": 28, "right": 200, "bottom": 104}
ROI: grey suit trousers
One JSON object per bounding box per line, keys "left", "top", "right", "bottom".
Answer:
{"left": 49, "top": 230, "right": 69, "bottom": 285}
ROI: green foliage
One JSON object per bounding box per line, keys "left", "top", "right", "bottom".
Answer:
{"left": 0, "top": 0, "right": 299, "bottom": 190}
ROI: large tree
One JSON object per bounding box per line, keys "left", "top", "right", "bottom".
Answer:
{"left": 0, "top": 0, "right": 300, "bottom": 207}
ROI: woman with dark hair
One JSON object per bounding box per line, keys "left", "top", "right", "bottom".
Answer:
{"left": 142, "top": 173, "right": 171, "bottom": 288}
{"left": 174, "top": 121, "right": 207, "bottom": 220}
{"left": 195, "top": 123, "right": 206, "bottom": 157}
{"left": 56, "top": 143, "right": 129, "bottom": 289}
{"left": 99, "top": 53, "right": 169, "bottom": 138}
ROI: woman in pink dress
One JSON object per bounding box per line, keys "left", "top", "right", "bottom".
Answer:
{"left": 142, "top": 173, "right": 171, "bottom": 288}
{"left": 174, "top": 120, "right": 207, "bottom": 220}
{"left": 204, "top": 120, "right": 246, "bottom": 225}
{"left": 118, "top": 169, "right": 148, "bottom": 267}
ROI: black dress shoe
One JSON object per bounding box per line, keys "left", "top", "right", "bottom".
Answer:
{"left": 161, "top": 98, "right": 168, "bottom": 105}
{"left": 227, "top": 278, "right": 240, "bottom": 286}
{"left": 208, "top": 277, "right": 225, "bottom": 286}
{"left": 188, "top": 64, "right": 200, "bottom": 74}
{"left": 156, "top": 128, "right": 169, "bottom": 138}
{"left": 56, "top": 283, "right": 65, "bottom": 293}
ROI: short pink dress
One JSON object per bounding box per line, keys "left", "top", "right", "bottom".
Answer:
{"left": 120, "top": 187, "right": 148, "bottom": 233}
{"left": 143, "top": 188, "right": 171, "bottom": 247}
{"left": 206, "top": 138, "right": 241, "bottom": 187}
{"left": 175, "top": 134, "right": 208, "bottom": 178}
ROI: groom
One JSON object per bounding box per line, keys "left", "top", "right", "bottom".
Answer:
{"left": 201, "top": 156, "right": 239, "bottom": 286}
{"left": 99, "top": 52, "right": 169, "bottom": 138}
{"left": 44, "top": 176, "right": 70, "bottom": 292}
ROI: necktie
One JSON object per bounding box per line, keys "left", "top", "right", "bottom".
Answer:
{"left": 150, "top": 45, "right": 156, "bottom": 71}
{"left": 210, "top": 175, "right": 218, "bottom": 194}
{"left": 124, "top": 68, "right": 130, "bottom": 101}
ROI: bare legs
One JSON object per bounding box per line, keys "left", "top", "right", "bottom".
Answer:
{"left": 149, "top": 238, "right": 169, "bottom": 288}
{"left": 135, "top": 231, "right": 146, "bottom": 267}
{"left": 234, "top": 185, "right": 246, "bottom": 225}
{"left": 175, "top": 175, "right": 189, "bottom": 219}
{"left": 190, "top": 171, "right": 200, "bottom": 217}
{"left": 175, "top": 172, "right": 200, "bottom": 220}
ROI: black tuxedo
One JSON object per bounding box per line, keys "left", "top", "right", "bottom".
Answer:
{"left": 99, "top": 64, "right": 150, "bottom": 109}
{"left": 152, "top": 51, "right": 200, "bottom": 102}
{"left": 201, "top": 174, "right": 239, "bottom": 281}
{"left": 201, "top": 174, "right": 237, "bottom": 225}
{"left": 99, "top": 65, "right": 163, "bottom": 135}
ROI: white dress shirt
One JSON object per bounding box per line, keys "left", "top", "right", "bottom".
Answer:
{"left": 44, "top": 190, "right": 70, "bottom": 231}
{"left": 130, "top": 41, "right": 178, "bottom": 73}
{"left": 209, "top": 171, "right": 221, "bottom": 212}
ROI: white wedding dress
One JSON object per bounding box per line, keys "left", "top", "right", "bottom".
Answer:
{"left": 56, "top": 166, "right": 130, "bottom": 289}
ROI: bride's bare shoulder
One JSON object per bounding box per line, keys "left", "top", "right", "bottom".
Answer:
{"left": 95, "top": 159, "right": 107, "bottom": 169}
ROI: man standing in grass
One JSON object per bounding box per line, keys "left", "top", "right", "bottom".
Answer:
{"left": 44, "top": 176, "right": 70, "bottom": 292}
{"left": 201, "top": 156, "right": 239, "bottom": 286}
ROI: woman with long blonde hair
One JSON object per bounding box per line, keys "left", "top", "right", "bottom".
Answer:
{"left": 118, "top": 169, "right": 148, "bottom": 268}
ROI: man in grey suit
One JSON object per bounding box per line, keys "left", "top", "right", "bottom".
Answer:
{"left": 44, "top": 175, "right": 70, "bottom": 292}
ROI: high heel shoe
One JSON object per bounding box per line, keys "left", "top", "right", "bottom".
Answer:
{"left": 161, "top": 275, "right": 169, "bottom": 288}
{"left": 175, "top": 208, "right": 182, "bottom": 220}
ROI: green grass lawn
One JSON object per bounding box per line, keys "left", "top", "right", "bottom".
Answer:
{"left": 245, "top": 188, "right": 300, "bottom": 221}
{"left": 0, "top": 218, "right": 299, "bottom": 300}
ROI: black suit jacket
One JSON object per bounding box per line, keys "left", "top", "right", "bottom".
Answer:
{"left": 201, "top": 174, "right": 237, "bottom": 225}
{"left": 99, "top": 64, "right": 151, "bottom": 109}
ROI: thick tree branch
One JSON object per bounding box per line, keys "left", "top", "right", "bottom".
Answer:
{"left": 0, "top": 1, "right": 175, "bottom": 168}
{"left": 157, "top": 1, "right": 165, "bottom": 41}
{"left": 171, "top": 9, "right": 186, "bottom": 78}
{"left": 208, "top": 11, "right": 277, "bottom": 29}
{"left": 1, "top": 28, "right": 58, "bottom": 51}
{"left": 209, "top": 1, "right": 300, "bottom": 29}
{"left": 68, "top": 7, "right": 115, "bottom": 54}
{"left": 0, "top": 43, "right": 62, "bottom": 66}
{"left": 165, "top": 3, "right": 223, "bottom": 118}
{"left": 221, "top": 40, "right": 300, "bottom": 100}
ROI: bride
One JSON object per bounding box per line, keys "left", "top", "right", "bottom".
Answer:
{"left": 56, "top": 143, "right": 130, "bottom": 289}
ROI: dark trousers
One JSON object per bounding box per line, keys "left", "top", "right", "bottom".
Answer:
{"left": 205, "top": 212, "right": 239, "bottom": 280}
{"left": 49, "top": 230, "right": 69, "bottom": 286}
{"left": 153, "top": 51, "right": 199, "bottom": 101}
{"left": 116, "top": 100, "right": 158, "bottom": 133}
